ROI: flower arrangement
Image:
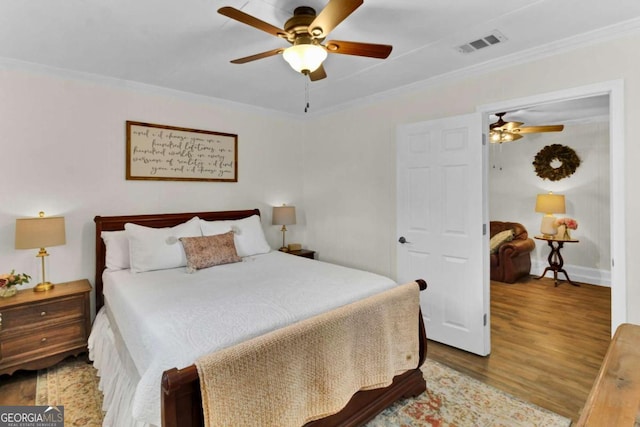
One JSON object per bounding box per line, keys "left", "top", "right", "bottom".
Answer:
{"left": 0, "top": 270, "right": 31, "bottom": 297}
{"left": 555, "top": 217, "right": 578, "bottom": 230}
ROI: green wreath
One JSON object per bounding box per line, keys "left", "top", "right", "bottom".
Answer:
{"left": 532, "top": 144, "right": 580, "bottom": 181}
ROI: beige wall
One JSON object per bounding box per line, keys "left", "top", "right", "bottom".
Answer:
{"left": 0, "top": 69, "right": 306, "bottom": 306}
{"left": 303, "top": 32, "right": 640, "bottom": 324}
{"left": 1, "top": 31, "right": 638, "bottom": 325}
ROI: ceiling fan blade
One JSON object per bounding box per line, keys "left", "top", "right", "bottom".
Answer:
{"left": 500, "top": 121, "right": 524, "bottom": 131}
{"left": 309, "top": 64, "right": 327, "bottom": 81}
{"left": 308, "top": 0, "right": 363, "bottom": 38}
{"left": 230, "top": 48, "right": 284, "bottom": 64}
{"left": 218, "top": 7, "right": 288, "bottom": 38}
{"left": 325, "top": 40, "right": 392, "bottom": 58}
{"left": 515, "top": 125, "right": 565, "bottom": 134}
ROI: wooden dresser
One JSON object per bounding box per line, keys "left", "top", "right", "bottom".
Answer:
{"left": 576, "top": 323, "right": 640, "bottom": 426}
{"left": 0, "top": 279, "right": 92, "bottom": 376}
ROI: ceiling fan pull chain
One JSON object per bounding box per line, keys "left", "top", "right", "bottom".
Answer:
{"left": 491, "top": 142, "right": 504, "bottom": 170}
{"left": 304, "top": 78, "right": 310, "bottom": 113}
{"left": 491, "top": 143, "right": 497, "bottom": 170}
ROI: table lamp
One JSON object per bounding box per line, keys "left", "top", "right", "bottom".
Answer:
{"left": 535, "top": 193, "right": 565, "bottom": 238}
{"left": 272, "top": 205, "right": 296, "bottom": 252}
{"left": 15, "top": 211, "right": 66, "bottom": 292}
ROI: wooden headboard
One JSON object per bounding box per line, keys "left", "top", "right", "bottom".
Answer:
{"left": 94, "top": 209, "right": 261, "bottom": 311}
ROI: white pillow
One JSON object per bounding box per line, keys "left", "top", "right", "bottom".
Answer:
{"left": 101, "top": 230, "right": 130, "bottom": 270}
{"left": 200, "top": 215, "right": 270, "bottom": 257}
{"left": 199, "top": 219, "right": 233, "bottom": 236}
{"left": 489, "top": 229, "right": 514, "bottom": 254}
{"left": 125, "top": 216, "right": 202, "bottom": 273}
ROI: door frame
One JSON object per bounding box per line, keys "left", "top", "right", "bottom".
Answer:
{"left": 477, "top": 79, "right": 626, "bottom": 334}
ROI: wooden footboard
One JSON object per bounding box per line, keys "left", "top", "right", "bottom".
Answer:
{"left": 161, "top": 280, "right": 428, "bottom": 427}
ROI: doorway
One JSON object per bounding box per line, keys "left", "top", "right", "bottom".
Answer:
{"left": 478, "top": 79, "right": 625, "bottom": 335}
{"left": 396, "top": 80, "right": 624, "bottom": 358}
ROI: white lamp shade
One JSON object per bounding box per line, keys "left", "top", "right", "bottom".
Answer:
{"left": 535, "top": 193, "right": 566, "bottom": 214}
{"left": 272, "top": 206, "right": 296, "bottom": 226}
{"left": 282, "top": 44, "right": 327, "bottom": 73}
{"left": 15, "top": 216, "right": 66, "bottom": 249}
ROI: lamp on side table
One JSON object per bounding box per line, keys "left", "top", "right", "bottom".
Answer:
{"left": 15, "top": 211, "right": 66, "bottom": 292}
{"left": 535, "top": 192, "right": 565, "bottom": 238}
{"left": 272, "top": 205, "right": 296, "bottom": 252}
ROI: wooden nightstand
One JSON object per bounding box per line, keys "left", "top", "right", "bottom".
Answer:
{"left": 0, "top": 279, "right": 92, "bottom": 376}
{"left": 288, "top": 249, "right": 316, "bottom": 259}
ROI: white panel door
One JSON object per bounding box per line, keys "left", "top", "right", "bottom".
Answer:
{"left": 397, "top": 113, "right": 489, "bottom": 356}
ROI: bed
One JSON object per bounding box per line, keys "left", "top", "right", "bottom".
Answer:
{"left": 91, "top": 208, "right": 428, "bottom": 427}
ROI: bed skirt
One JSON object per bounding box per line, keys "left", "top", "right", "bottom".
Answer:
{"left": 88, "top": 308, "right": 153, "bottom": 427}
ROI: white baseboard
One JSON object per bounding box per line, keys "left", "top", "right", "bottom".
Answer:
{"left": 531, "top": 261, "right": 611, "bottom": 287}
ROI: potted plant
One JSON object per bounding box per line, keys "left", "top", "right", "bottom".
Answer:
{"left": 0, "top": 270, "right": 31, "bottom": 298}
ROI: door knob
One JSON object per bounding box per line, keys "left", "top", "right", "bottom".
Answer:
{"left": 398, "top": 236, "right": 410, "bottom": 244}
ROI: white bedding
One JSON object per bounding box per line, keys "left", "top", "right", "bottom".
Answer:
{"left": 92, "top": 250, "right": 397, "bottom": 426}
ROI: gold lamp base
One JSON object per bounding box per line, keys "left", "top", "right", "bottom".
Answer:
{"left": 33, "top": 282, "right": 54, "bottom": 292}
{"left": 33, "top": 247, "right": 55, "bottom": 292}
{"left": 279, "top": 225, "right": 290, "bottom": 252}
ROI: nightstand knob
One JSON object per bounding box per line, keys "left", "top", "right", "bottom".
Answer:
{"left": 40, "top": 311, "right": 47, "bottom": 317}
{"left": 41, "top": 337, "right": 47, "bottom": 343}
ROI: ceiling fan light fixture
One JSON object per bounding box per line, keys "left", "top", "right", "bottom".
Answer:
{"left": 283, "top": 43, "right": 327, "bottom": 74}
{"left": 489, "top": 130, "right": 501, "bottom": 143}
{"left": 489, "top": 129, "right": 515, "bottom": 143}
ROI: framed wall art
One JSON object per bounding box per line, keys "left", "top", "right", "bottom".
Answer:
{"left": 126, "top": 121, "right": 238, "bottom": 182}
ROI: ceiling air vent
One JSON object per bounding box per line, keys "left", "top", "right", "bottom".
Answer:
{"left": 457, "top": 30, "right": 507, "bottom": 54}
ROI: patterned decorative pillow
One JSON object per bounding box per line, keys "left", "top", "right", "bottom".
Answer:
{"left": 179, "top": 232, "right": 241, "bottom": 272}
{"left": 489, "top": 229, "right": 514, "bottom": 254}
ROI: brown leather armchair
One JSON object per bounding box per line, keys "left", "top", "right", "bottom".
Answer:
{"left": 490, "top": 221, "right": 535, "bottom": 283}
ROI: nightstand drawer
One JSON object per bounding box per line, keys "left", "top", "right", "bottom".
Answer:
{"left": 0, "top": 279, "right": 92, "bottom": 376}
{"left": 0, "top": 320, "right": 86, "bottom": 360}
{"left": 0, "top": 295, "right": 84, "bottom": 331}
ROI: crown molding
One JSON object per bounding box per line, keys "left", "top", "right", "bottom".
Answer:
{"left": 0, "top": 56, "right": 302, "bottom": 121}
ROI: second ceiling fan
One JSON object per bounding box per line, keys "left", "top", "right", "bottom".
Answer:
{"left": 489, "top": 112, "right": 564, "bottom": 143}
{"left": 218, "top": 0, "right": 392, "bottom": 81}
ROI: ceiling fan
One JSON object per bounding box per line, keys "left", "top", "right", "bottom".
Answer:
{"left": 218, "top": 0, "right": 392, "bottom": 81}
{"left": 489, "top": 112, "right": 564, "bottom": 143}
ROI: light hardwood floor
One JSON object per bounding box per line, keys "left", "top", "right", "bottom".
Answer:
{"left": 0, "top": 276, "right": 611, "bottom": 423}
{"left": 428, "top": 275, "right": 611, "bottom": 423}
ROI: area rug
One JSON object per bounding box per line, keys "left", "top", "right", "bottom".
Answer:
{"left": 367, "top": 359, "right": 571, "bottom": 427}
{"left": 37, "top": 357, "right": 571, "bottom": 427}
{"left": 36, "top": 357, "right": 104, "bottom": 427}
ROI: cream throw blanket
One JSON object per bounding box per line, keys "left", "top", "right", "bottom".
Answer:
{"left": 195, "top": 281, "right": 421, "bottom": 427}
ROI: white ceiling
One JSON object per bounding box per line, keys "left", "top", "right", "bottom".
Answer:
{"left": 1, "top": 0, "right": 639, "bottom": 116}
